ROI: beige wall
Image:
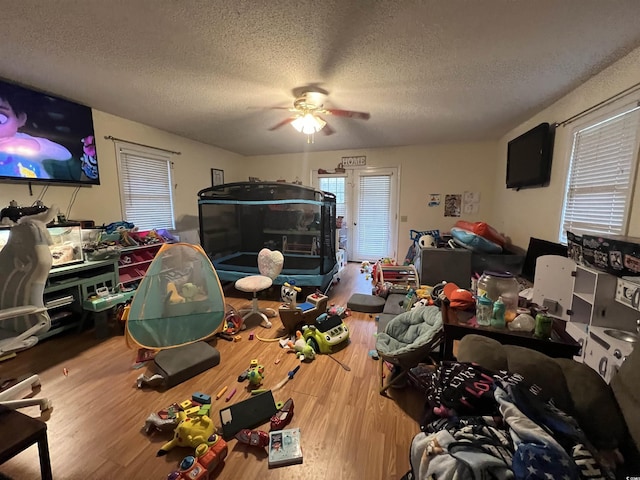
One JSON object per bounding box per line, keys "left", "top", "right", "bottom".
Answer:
{"left": 0, "top": 110, "right": 244, "bottom": 228}
{"left": 244, "top": 141, "right": 499, "bottom": 260}
{"left": 490, "top": 45, "right": 640, "bottom": 250}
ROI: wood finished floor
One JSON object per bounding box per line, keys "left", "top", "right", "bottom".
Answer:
{"left": 0, "top": 263, "right": 426, "bottom": 480}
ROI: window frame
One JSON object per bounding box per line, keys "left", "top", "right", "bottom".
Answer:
{"left": 115, "top": 142, "right": 176, "bottom": 231}
{"left": 558, "top": 99, "right": 640, "bottom": 244}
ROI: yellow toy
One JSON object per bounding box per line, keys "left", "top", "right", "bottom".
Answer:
{"left": 157, "top": 411, "right": 215, "bottom": 456}
{"left": 167, "top": 282, "right": 185, "bottom": 304}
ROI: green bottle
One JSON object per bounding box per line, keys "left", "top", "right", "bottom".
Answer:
{"left": 491, "top": 296, "right": 506, "bottom": 328}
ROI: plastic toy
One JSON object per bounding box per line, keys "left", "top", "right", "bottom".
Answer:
{"left": 223, "top": 305, "right": 244, "bottom": 334}
{"left": 143, "top": 412, "right": 179, "bottom": 434}
{"left": 192, "top": 392, "right": 211, "bottom": 404}
{"left": 247, "top": 365, "right": 265, "bottom": 387}
{"left": 235, "top": 428, "right": 269, "bottom": 448}
{"left": 272, "top": 366, "right": 300, "bottom": 392}
{"left": 278, "top": 291, "right": 329, "bottom": 333}
{"left": 167, "top": 434, "right": 228, "bottom": 480}
{"left": 281, "top": 282, "right": 301, "bottom": 308}
{"left": 286, "top": 331, "right": 316, "bottom": 361}
{"left": 215, "top": 386, "right": 228, "bottom": 400}
{"left": 302, "top": 314, "right": 349, "bottom": 354}
{"left": 157, "top": 411, "right": 216, "bottom": 456}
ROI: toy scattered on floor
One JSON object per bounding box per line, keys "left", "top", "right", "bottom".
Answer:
{"left": 270, "top": 397, "right": 294, "bottom": 430}
{"left": 225, "top": 388, "right": 237, "bottom": 402}
{"left": 280, "top": 282, "right": 301, "bottom": 308}
{"left": 215, "top": 386, "right": 228, "bottom": 400}
{"left": 368, "top": 350, "right": 380, "bottom": 360}
{"left": 223, "top": 305, "right": 244, "bottom": 335}
{"left": 143, "top": 412, "right": 179, "bottom": 434}
{"left": 286, "top": 331, "right": 316, "bottom": 361}
{"left": 235, "top": 428, "right": 269, "bottom": 448}
{"left": 166, "top": 434, "right": 228, "bottom": 479}
{"left": 327, "top": 304, "right": 350, "bottom": 317}
{"left": 272, "top": 366, "right": 300, "bottom": 392}
{"left": 136, "top": 373, "right": 165, "bottom": 388}
{"left": 245, "top": 363, "right": 265, "bottom": 388}
{"left": 157, "top": 411, "right": 216, "bottom": 456}
{"left": 302, "top": 314, "right": 349, "bottom": 354}
{"left": 360, "top": 260, "right": 371, "bottom": 273}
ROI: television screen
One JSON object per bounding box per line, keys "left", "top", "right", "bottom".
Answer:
{"left": 506, "top": 122, "right": 554, "bottom": 190}
{"left": 0, "top": 79, "right": 99, "bottom": 185}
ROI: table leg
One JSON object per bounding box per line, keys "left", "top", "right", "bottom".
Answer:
{"left": 442, "top": 336, "right": 454, "bottom": 361}
{"left": 37, "top": 431, "right": 53, "bottom": 480}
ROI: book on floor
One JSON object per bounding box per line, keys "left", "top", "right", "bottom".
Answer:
{"left": 268, "top": 427, "right": 303, "bottom": 468}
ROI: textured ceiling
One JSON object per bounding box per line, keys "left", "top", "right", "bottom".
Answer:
{"left": 2, "top": 1, "right": 640, "bottom": 156}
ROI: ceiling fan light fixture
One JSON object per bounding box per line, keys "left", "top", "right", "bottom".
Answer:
{"left": 291, "top": 113, "right": 325, "bottom": 134}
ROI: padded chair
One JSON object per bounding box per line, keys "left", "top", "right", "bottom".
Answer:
{"left": 0, "top": 211, "right": 55, "bottom": 412}
{"left": 235, "top": 248, "right": 284, "bottom": 328}
{"left": 375, "top": 305, "right": 443, "bottom": 395}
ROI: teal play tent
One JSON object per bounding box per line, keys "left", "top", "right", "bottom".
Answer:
{"left": 125, "top": 243, "right": 225, "bottom": 349}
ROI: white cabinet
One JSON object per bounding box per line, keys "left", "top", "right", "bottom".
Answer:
{"left": 566, "top": 264, "right": 637, "bottom": 383}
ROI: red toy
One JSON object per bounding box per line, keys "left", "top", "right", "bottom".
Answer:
{"left": 166, "top": 434, "right": 228, "bottom": 480}
{"left": 235, "top": 429, "right": 269, "bottom": 448}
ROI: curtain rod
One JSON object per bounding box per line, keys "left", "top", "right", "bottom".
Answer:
{"left": 557, "top": 80, "right": 640, "bottom": 127}
{"left": 103, "top": 135, "right": 181, "bottom": 155}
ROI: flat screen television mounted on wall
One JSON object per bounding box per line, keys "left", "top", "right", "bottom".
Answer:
{"left": 0, "top": 78, "right": 99, "bottom": 185}
{"left": 506, "top": 122, "right": 554, "bottom": 190}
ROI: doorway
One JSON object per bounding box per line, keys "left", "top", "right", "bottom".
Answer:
{"left": 312, "top": 167, "right": 399, "bottom": 263}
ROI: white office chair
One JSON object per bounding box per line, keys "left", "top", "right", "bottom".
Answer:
{"left": 234, "top": 248, "right": 284, "bottom": 328}
{"left": 0, "top": 208, "right": 56, "bottom": 412}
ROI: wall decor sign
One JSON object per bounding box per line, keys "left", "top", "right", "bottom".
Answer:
{"left": 211, "top": 168, "right": 224, "bottom": 186}
{"left": 340, "top": 155, "right": 367, "bottom": 167}
{"left": 428, "top": 194, "right": 441, "bottom": 207}
{"left": 444, "top": 194, "right": 462, "bottom": 217}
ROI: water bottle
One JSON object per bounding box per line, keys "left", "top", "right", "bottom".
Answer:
{"left": 476, "top": 294, "right": 493, "bottom": 326}
{"left": 491, "top": 296, "right": 506, "bottom": 328}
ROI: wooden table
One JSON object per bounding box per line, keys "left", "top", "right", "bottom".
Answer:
{"left": 441, "top": 303, "right": 581, "bottom": 360}
{"left": 0, "top": 406, "right": 52, "bottom": 480}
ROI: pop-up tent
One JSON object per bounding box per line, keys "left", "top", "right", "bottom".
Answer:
{"left": 126, "top": 243, "right": 225, "bottom": 350}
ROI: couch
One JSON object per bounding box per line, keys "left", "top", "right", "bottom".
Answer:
{"left": 456, "top": 334, "right": 639, "bottom": 469}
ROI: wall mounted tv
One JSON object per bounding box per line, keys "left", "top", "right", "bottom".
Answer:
{"left": 0, "top": 78, "right": 99, "bottom": 185}
{"left": 506, "top": 122, "right": 554, "bottom": 190}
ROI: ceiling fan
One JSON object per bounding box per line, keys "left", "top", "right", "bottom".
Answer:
{"left": 267, "top": 88, "right": 370, "bottom": 140}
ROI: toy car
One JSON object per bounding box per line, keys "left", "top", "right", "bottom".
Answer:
{"left": 302, "top": 314, "right": 349, "bottom": 354}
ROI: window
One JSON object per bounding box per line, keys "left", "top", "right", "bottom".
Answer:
{"left": 559, "top": 102, "right": 640, "bottom": 243}
{"left": 318, "top": 176, "right": 347, "bottom": 218}
{"left": 115, "top": 143, "right": 175, "bottom": 231}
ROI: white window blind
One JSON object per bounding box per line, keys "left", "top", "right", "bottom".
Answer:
{"left": 356, "top": 174, "right": 391, "bottom": 259}
{"left": 319, "top": 176, "right": 346, "bottom": 218}
{"left": 116, "top": 145, "right": 175, "bottom": 231}
{"left": 559, "top": 103, "right": 640, "bottom": 243}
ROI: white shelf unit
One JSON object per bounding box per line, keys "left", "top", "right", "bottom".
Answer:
{"left": 566, "top": 264, "right": 637, "bottom": 382}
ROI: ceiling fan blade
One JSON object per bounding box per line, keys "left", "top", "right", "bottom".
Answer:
{"left": 318, "top": 117, "right": 335, "bottom": 136}
{"left": 325, "top": 109, "right": 370, "bottom": 120}
{"left": 268, "top": 117, "right": 296, "bottom": 131}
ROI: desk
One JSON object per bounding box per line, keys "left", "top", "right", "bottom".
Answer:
{"left": 0, "top": 406, "right": 52, "bottom": 480}
{"left": 441, "top": 303, "right": 581, "bottom": 360}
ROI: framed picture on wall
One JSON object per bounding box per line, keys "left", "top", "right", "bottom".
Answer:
{"left": 211, "top": 168, "right": 224, "bottom": 186}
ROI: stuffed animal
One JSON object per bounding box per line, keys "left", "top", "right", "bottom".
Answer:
{"left": 167, "top": 282, "right": 185, "bottom": 304}
{"left": 157, "top": 411, "right": 215, "bottom": 456}
{"left": 181, "top": 282, "right": 199, "bottom": 301}
{"left": 287, "top": 331, "right": 316, "bottom": 361}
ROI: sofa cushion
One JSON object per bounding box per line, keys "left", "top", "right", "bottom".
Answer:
{"left": 610, "top": 346, "right": 640, "bottom": 452}
{"left": 457, "top": 335, "right": 574, "bottom": 416}
{"left": 554, "top": 358, "right": 625, "bottom": 450}
{"left": 347, "top": 293, "right": 385, "bottom": 313}
{"left": 383, "top": 293, "right": 408, "bottom": 315}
